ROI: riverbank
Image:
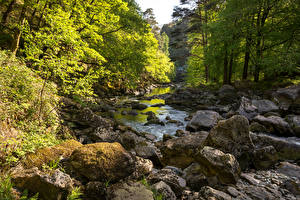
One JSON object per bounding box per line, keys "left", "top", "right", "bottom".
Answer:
{"left": 1, "top": 83, "right": 300, "bottom": 199}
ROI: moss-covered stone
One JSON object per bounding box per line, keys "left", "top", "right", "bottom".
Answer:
{"left": 22, "top": 139, "right": 82, "bottom": 169}
{"left": 69, "top": 142, "right": 135, "bottom": 182}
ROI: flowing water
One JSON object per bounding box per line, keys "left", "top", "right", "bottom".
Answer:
{"left": 114, "top": 87, "right": 188, "bottom": 140}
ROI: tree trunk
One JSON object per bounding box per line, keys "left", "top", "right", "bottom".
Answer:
{"left": 243, "top": 38, "right": 250, "bottom": 80}
{"left": 1, "top": 0, "right": 16, "bottom": 26}
{"left": 223, "top": 45, "right": 228, "bottom": 85}
{"left": 228, "top": 51, "right": 234, "bottom": 84}
{"left": 11, "top": 5, "right": 26, "bottom": 55}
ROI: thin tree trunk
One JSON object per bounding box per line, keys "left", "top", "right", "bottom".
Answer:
{"left": 228, "top": 51, "right": 234, "bottom": 84}
{"left": 223, "top": 45, "right": 228, "bottom": 85}
{"left": 243, "top": 38, "right": 250, "bottom": 80}
{"left": 29, "top": 0, "right": 40, "bottom": 25}
{"left": 11, "top": 4, "right": 26, "bottom": 55}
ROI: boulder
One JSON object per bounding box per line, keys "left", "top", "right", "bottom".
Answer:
{"left": 85, "top": 182, "right": 106, "bottom": 199}
{"left": 77, "top": 108, "right": 113, "bottom": 128}
{"left": 147, "top": 168, "right": 186, "bottom": 197}
{"left": 107, "top": 182, "right": 154, "bottom": 200}
{"left": 186, "top": 110, "right": 222, "bottom": 131}
{"left": 286, "top": 115, "right": 300, "bottom": 137}
{"left": 89, "top": 127, "right": 120, "bottom": 143}
{"left": 249, "top": 122, "right": 267, "bottom": 133}
{"left": 11, "top": 167, "right": 73, "bottom": 200}
{"left": 253, "top": 115, "right": 293, "bottom": 136}
{"left": 252, "top": 146, "right": 278, "bottom": 169}
{"left": 22, "top": 139, "right": 82, "bottom": 169}
{"left": 196, "top": 146, "right": 241, "bottom": 185}
{"left": 152, "top": 181, "right": 176, "bottom": 200}
{"left": 200, "top": 186, "right": 232, "bottom": 200}
{"left": 69, "top": 142, "right": 135, "bottom": 182}
{"left": 252, "top": 99, "right": 279, "bottom": 114}
{"left": 160, "top": 131, "right": 209, "bottom": 169}
{"left": 236, "top": 97, "right": 258, "bottom": 120}
{"left": 205, "top": 115, "right": 254, "bottom": 168}
{"left": 134, "top": 142, "right": 162, "bottom": 167}
{"left": 250, "top": 132, "right": 300, "bottom": 162}
{"left": 183, "top": 163, "right": 208, "bottom": 191}
{"left": 273, "top": 84, "right": 300, "bottom": 113}
{"left": 130, "top": 156, "right": 153, "bottom": 179}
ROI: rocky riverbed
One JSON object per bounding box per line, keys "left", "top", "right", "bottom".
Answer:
{"left": 7, "top": 84, "right": 300, "bottom": 199}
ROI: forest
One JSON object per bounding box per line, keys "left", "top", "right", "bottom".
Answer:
{"left": 0, "top": 0, "right": 300, "bottom": 199}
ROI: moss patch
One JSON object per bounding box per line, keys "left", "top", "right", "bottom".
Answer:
{"left": 22, "top": 139, "right": 82, "bottom": 169}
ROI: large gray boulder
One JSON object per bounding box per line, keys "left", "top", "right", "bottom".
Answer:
{"left": 253, "top": 115, "right": 293, "bottom": 136}
{"left": 205, "top": 115, "right": 254, "bottom": 168}
{"left": 273, "top": 84, "right": 300, "bottom": 113}
{"left": 252, "top": 99, "right": 279, "bottom": 114}
{"left": 250, "top": 132, "right": 300, "bottom": 161}
{"left": 196, "top": 146, "right": 241, "bottom": 185}
{"left": 160, "top": 132, "right": 209, "bottom": 169}
{"left": 186, "top": 110, "right": 222, "bottom": 131}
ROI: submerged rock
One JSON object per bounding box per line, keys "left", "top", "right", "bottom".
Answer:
{"left": 69, "top": 142, "right": 135, "bottom": 182}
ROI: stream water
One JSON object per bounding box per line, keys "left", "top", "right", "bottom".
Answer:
{"left": 113, "top": 87, "right": 188, "bottom": 140}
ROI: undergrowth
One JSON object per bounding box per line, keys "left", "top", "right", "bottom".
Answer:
{"left": 0, "top": 50, "right": 61, "bottom": 166}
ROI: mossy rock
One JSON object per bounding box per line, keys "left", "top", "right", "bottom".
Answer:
{"left": 22, "top": 139, "right": 82, "bottom": 169}
{"left": 69, "top": 142, "right": 135, "bottom": 182}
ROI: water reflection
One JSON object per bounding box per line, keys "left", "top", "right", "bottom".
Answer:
{"left": 145, "top": 87, "right": 174, "bottom": 97}
{"left": 113, "top": 87, "right": 187, "bottom": 140}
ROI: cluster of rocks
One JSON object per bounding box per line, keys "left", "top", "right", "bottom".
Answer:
{"left": 168, "top": 84, "right": 300, "bottom": 138}
{"left": 7, "top": 84, "right": 300, "bottom": 200}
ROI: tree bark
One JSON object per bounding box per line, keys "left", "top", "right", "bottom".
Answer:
{"left": 1, "top": 0, "right": 16, "bottom": 26}
{"left": 228, "top": 51, "right": 234, "bottom": 84}
{"left": 243, "top": 37, "right": 250, "bottom": 80}
{"left": 11, "top": 4, "right": 26, "bottom": 55}
{"left": 223, "top": 45, "right": 228, "bottom": 85}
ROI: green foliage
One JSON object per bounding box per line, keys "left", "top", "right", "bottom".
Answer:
{"left": 184, "top": 0, "right": 300, "bottom": 85}
{"left": 0, "top": 176, "right": 38, "bottom": 200}
{"left": 0, "top": 176, "right": 15, "bottom": 200}
{"left": 140, "top": 177, "right": 164, "bottom": 200}
{"left": 0, "top": 0, "right": 175, "bottom": 96}
{"left": 67, "top": 187, "right": 83, "bottom": 200}
{"left": 0, "top": 51, "right": 60, "bottom": 166}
